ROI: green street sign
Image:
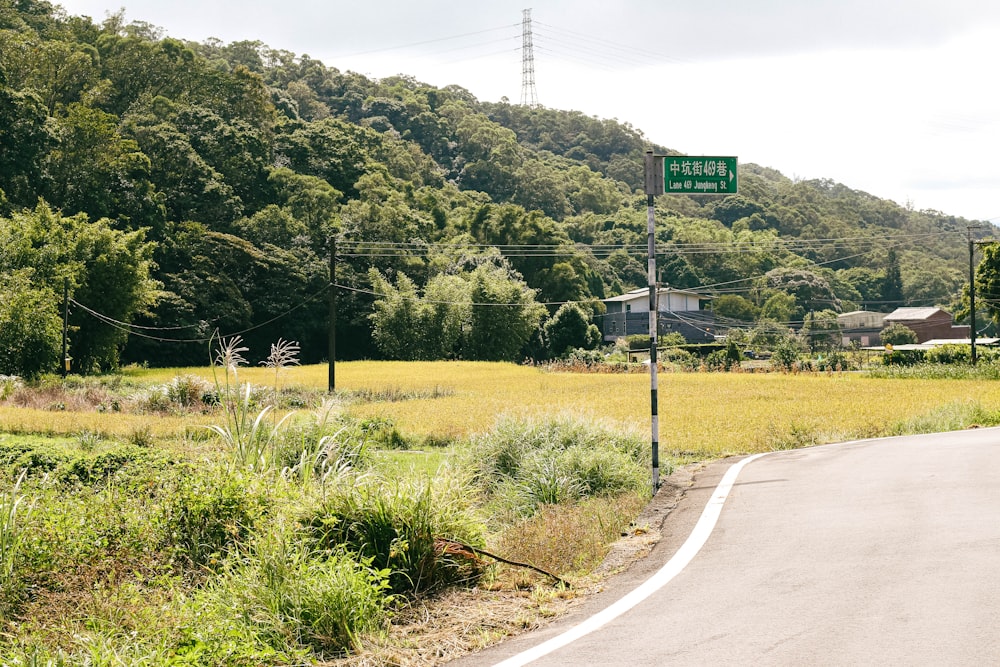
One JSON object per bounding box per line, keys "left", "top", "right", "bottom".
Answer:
{"left": 663, "top": 156, "right": 738, "bottom": 194}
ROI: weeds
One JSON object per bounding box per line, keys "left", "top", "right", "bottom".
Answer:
{"left": 195, "top": 524, "right": 394, "bottom": 658}
{"left": 465, "top": 415, "right": 650, "bottom": 519}
{"left": 0, "top": 469, "right": 32, "bottom": 591}
{"left": 208, "top": 335, "right": 293, "bottom": 473}
{"left": 301, "top": 474, "right": 485, "bottom": 596}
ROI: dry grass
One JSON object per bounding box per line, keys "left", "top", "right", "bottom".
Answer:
{"left": 81, "top": 361, "right": 1000, "bottom": 457}
{"left": 330, "top": 362, "right": 1000, "bottom": 455}
{"left": 491, "top": 493, "right": 649, "bottom": 579}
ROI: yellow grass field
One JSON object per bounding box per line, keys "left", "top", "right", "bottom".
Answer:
{"left": 124, "top": 361, "right": 1000, "bottom": 456}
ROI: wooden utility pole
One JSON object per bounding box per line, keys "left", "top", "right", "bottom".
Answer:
{"left": 62, "top": 278, "right": 69, "bottom": 378}
{"left": 969, "top": 226, "right": 978, "bottom": 365}
{"left": 328, "top": 236, "right": 337, "bottom": 392}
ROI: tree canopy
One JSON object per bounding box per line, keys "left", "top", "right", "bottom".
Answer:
{"left": 0, "top": 2, "right": 984, "bottom": 373}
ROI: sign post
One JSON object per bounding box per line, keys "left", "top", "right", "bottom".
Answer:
{"left": 643, "top": 152, "right": 661, "bottom": 495}
{"left": 643, "top": 153, "right": 738, "bottom": 495}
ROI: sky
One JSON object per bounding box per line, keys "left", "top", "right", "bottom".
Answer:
{"left": 54, "top": 0, "right": 1000, "bottom": 223}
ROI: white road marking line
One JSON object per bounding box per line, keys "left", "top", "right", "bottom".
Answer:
{"left": 492, "top": 452, "right": 770, "bottom": 667}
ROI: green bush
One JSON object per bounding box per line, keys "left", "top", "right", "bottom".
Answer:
{"left": 883, "top": 349, "right": 925, "bottom": 366}
{"left": 465, "top": 416, "right": 650, "bottom": 518}
{"left": 816, "top": 350, "right": 849, "bottom": 371}
{"left": 625, "top": 334, "right": 651, "bottom": 350}
{"left": 771, "top": 337, "right": 802, "bottom": 371}
{"left": 162, "top": 469, "right": 265, "bottom": 569}
{"left": 660, "top": 346, "right": 696, "bottom": 368}
{"left": 58, "top": 446, "right": 161, "bottom": 486}
{"left": 0, "top": 444, "right": 68, "bottom": 478}
{"left": 704, "top": 349, "right": 728, "bottom": 371}
{"left": 925, "top": 344, "right": 971, "bottom": 365}
{"left": 194, "top": 528, "right": 394, "bottom": 657}
{"left": 300, "top": 475, "right": 484, "bottom": 596}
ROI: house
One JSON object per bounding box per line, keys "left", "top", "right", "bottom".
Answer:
{"left": 838, "top": 310, "right": 887, "bottom": 347}
{"left": 600, "top": 287, "right": 716, "bottom": 343}
{"left": 882, "top": 307, "right": 970, "bottom": 343}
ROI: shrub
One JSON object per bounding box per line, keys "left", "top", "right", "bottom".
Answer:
{"left": 771, "top": 337, "right": 802, "bottom": 371}
{"left": 880, "top": 322, "right": 919, "bottom": 346}
{"left": 300, "top": 475, "right": 485, "bottom": 596}
{"left": 465, "top": 416, "right": 650, "bottom": 518}
{"left": 883, "top": 349, "right": 925, "bottom": 366}
{"left": 816, "top": 350, "right": 849, "bottom": 371}
{"left": 164, "top": 374, "right": 214, "bottom": 408}
{"left": 162, "top": 469, "right": 265, "bottom": 569}
{"left": 194, "top": 526, "right": 393, "bottom": 658}
{"left": 625, "top": 334, "right": 651, "bottom": 350}
{"left": 0, "top": 375, "right": 23, "bottom": 400}
{"left": 704, "top": 349, "right": 728, "bottom": 371}
{"left": 925, "top": 344, "right": 971, "bottom": 365}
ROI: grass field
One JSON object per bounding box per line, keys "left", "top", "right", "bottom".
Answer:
{"left": 3, "top": 362, "right": 996, "bottom": 460}
{"left": 30, "top": 361, "right": 997, "bottom": 458}
{"left": 2, "top": 361, "right": 999, "bottom": 664}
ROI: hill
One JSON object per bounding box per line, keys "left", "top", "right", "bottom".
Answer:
{"left": 0, "top": 0, "right": 980, "bottom": 372}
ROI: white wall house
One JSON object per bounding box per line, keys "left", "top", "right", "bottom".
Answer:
{"left": 601, "top": 287, "right": 714, "bottom": 342}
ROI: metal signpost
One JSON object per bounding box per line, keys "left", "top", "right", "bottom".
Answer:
{"left": 644, "top": 152, "right": 738, "bottom": 494}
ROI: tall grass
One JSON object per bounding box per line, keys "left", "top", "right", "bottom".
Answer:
{"left": 207, "top": 336, "right": 294, "bottom": 473}
{"left": 301, "top": 473, "right": 486, "bottom": 596}
{"left": 0, "top": 469, "right": 31, "bottom": 594}
{"left": 465, "top": 415, "right": 650, "bottom": 520}
{"left": 194, "top": 523, "right": 394, "bottom": 658}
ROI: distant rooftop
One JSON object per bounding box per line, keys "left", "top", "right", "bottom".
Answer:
{"left": 603, "top": 287, "right": 709, "bottom": 303}
{"left": 884, "top": 307, "right": 948, "bottom": 321}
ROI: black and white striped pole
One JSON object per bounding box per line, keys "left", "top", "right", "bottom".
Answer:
{"left": 644, "top": 151, "right": 663, "bottom": 494}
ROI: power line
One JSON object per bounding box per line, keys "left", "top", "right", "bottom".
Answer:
{"left": 333, "top": 24, "right": 519, "bottom": 59}
{"left": 69, "top": 284, "right": 330, "bottom": 344}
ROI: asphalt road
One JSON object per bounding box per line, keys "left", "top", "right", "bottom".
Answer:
{"left": 454, "top": 428, "right": 1000, "bottom": 666}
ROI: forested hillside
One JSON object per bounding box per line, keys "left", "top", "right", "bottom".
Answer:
{"left": 0, "top": 0, "right": 978, "bottom": 374}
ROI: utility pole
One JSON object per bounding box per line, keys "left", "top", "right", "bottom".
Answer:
{"left": 644, "top": 151, "right": 664, "bottom": 494}
{"left": 328, "top": 236, "right": 337, "bottom": 392}
{"left": 969, "top": 226, "right": 979, "bottom": 365}
{"left": 62, "top": 278, "right": 69, "bottom": 378}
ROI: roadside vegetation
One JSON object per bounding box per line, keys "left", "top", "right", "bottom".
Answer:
{"left": 2, "top": 342, "right": 1000, "bottom": 664}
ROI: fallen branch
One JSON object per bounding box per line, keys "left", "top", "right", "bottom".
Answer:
{"left": 436, "top": 538, "right": 570, "bottom": 588}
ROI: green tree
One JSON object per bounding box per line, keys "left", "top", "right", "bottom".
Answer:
{"left": 879, "top": 322, "right": 918, "bottom": 346}
{"left": 712, "top": 294, "right": 759, "bottom": 322}
{"left": 0, "top": 84, "right": 51, "bottom": 208}
{"left": 543, "top": 302, "right": 600, "bottom": 358}
{"left": 368, "top": 269, "right": 428, "bottom": 360}
{"left": 758, "top": 292, "right": 797, "bottom": 324}
{"left": 0, "top": 270, "right": 62, "bottom": 378}
{"left": 0, "top": 204, "right": 158, "bottom": 372}
{"left": 976, "top": 243, "right": 1000, "bottom": 330}
{"left": 880, "top": 248, "right": 904, "bottom": 310}
{"left": 44, "top": 103, "right": 164, "bottom": 229}
{"left": 801, "top": 309, "right": 842, "bottom": 352}
{"left": 465, "top": 264, "right": 545, "bottom": 362}
{"left": 762, "top": 267, "right": 841, "bottom": 319}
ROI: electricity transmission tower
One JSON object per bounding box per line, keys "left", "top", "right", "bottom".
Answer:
{"left": 520, "top": 8, "right": 539, "bottom": 107}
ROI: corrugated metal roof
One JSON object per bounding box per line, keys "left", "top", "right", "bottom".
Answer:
{"left": 884, "top": 307, "right": 946, "bottom": 321}
{"left": 603, "top": 287, "right": 709, "bottom": 303}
